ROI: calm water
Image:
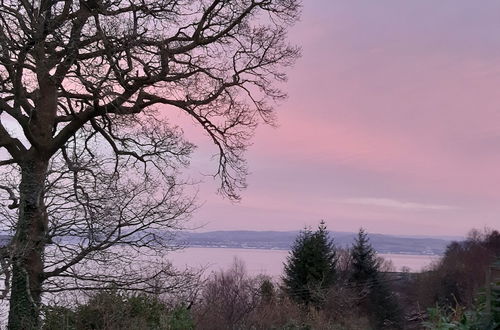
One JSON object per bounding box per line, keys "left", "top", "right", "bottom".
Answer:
{"left": 169, "top": 247, "right": 440, "bottom": 277}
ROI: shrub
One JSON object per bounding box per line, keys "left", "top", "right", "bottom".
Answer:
{"left": 192, "top": 259, "right": 261, "bottom": 329}
{"left": 167, "top": 306, "right": 195, "bottom": 330}
{"left": 423, "top": 302, "right": 498, "bottom": 330}
{"left": 42, "top": 290, "right": 192, "bottom": 330}
{"left": 42, "top": 306, "right": 76, "bottom": 330}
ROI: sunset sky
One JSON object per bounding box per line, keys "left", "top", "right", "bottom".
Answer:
{"left": 183, "top": 0, "right": 500, "bottom": 237}
{"left": 1, "top": 1, "right": 496, "bottom": 237}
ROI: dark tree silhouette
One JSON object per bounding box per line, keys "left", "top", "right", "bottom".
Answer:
{"left": 0, "top": 0, "right": 300, "bottom": 328}
{"left": 351, "top": 228, "right": 380, "bottom": 284}
{"left": 282, "top": 221, "right": 337, "bottom": 305}
{"left": 415, "top": 229, "right": 500, "bottom": 308}
{"left": 350, "top": 228, "right": 403, "bottom": 329}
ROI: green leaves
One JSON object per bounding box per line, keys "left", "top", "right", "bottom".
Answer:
{"left": 423, "top": 303, "right": 499, "bottom": 330}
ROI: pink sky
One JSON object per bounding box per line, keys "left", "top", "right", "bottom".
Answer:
{"left": 184, "top": 1, "right": 500, "bottom": 236}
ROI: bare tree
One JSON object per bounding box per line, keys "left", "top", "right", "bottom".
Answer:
{"left": 193, "top": 258, "right": 261, "bottom": 329}
{"left": 0, "top": 0, "right": 300, "bottom": 328}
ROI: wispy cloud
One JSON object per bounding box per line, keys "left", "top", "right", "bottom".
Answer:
{"left": 338, "top": 198, "right": 457, "bottom": 211}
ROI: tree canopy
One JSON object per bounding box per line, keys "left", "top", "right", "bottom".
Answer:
{"left": 282, "top": 221, "right": 337, "bottom": 305}
{"left": 0, "top": 1, "right": 300, "bottom": 328}
{"left": 350, "top": 228, "right": 380, "bottom": 284}
{"left": 350, "top": 228, "right": 403, "bottom": 329}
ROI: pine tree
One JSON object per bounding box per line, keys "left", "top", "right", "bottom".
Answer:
{"left": 351, "top": 228, "right": 380, "bottom": 284}
{"left": 350, "top": 228, "right": 403, "bottom": 329}
{"left": 282, "top": 221, "right": 337, "bottom": 305}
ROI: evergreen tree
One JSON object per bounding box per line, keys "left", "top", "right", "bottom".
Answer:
{"left": 350, "top": 228, "right": 403, "bottom": 329}
{"left": 351, "top": 228, "right": 380, "bottom": 284}
{"left": 282, "top": 221, "right": 337, "bottom": 305}
{"left": 259, "top": 278, "right": 275, "bottom": 303}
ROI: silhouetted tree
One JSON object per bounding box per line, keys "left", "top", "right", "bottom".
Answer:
{"left": 414, "top": 228, "right": 500, "bottom": 308}
{"left": 350, "top": 228, "right": 403, "bottom": 329}
{"left": 259, "top": 278, "right": 275, "bottom": 303}
{"left": 282, "top": 221, "right": 337, "bottom": 305}
{"left": 0, "top": 1, "right": 300, "bottom": 328}
{"left": 351, "top": 228, "right": 380, "bottom": 284}
{"left": 193, "top": 259, "right": 261, "bottom": 330}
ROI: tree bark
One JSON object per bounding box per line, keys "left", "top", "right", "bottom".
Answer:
{"left": 8, "top": 158, "right": 49, "bottom": 330}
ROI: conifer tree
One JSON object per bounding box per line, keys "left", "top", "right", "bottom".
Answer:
{"left": 351, "top": 228, "right": 380, "bottom": 284}
{"left": 350, "top": 228, "right": 403, "bottom": 329}
{"left": 282, "top": 221, "right": 337, "bottom": 305}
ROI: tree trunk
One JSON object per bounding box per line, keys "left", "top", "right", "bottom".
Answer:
{"left": 8, "top": 158, "right": 49, "bottom": 330}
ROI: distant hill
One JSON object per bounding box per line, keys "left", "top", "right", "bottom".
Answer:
{"left": 178, "top": 230, "right": 453, "bottom": 255}
{"left": 0, "top": 230, "right": 452, "bottom": 255}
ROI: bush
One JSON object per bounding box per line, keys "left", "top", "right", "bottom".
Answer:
{"left": 42, "top": 290, "right": 193, "bottom": 330}
{"left": 192, "top": 259, "right": 261, "bottom": 329}
{"left": 43, "top": 306, "right": 76, "bottom": 330}
{"left": 423, "top": 302, "right": 498, "bottom": 330}
{"left": 167, "top": 306, "right": 195, "bottom": 330}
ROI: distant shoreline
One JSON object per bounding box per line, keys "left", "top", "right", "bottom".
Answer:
{"left": 182, "top": 244, "right": 444, "bottom": 256}
{"left": 178, "top": 230, "right": 451, "bottom": 256}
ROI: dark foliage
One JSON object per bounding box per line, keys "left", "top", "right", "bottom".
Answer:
{"left": 42, "top": 291, "right": 194, "bottom": 330}
{"left": 351, "top": 228, "right": 380, "bottom": 284}
{"left": 413, "top": 229, "right": 500, "bottom": 309}
{"left": 282, "top": 221, "right": 337, "bottom": 305}
{"left": 350, "top": 228, "right": 403, "bottom": 329}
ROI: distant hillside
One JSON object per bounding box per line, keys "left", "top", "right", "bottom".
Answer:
{"left": 178, "top": 231, "right": 453, "bottom": 255}
{"left": 0, "top": 230, "right": 451, "bottom": 255}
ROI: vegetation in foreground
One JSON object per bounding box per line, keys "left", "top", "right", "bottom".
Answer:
{"left": 43, "top": 226, "right": 500, "bottom": 330}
